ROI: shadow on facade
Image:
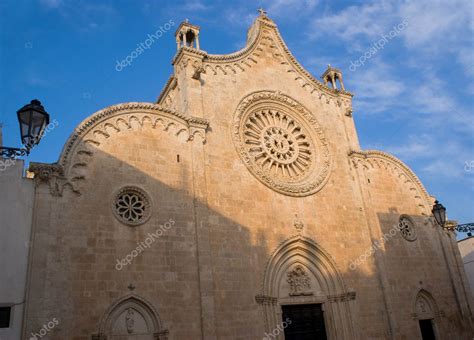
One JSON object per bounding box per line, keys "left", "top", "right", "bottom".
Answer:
{"left": 23, "top": 132, "right": 472, "bottom": 340}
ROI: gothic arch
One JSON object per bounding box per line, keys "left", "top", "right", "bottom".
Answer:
{"left": 413, "top": 289, "right": 441, "bottom": 320}
{"left": 257, "top": 236, "right": 358, "bottom": 340}
{"left": 412, "top": 289, "right": 443, "bottom": 339}
{"left": 93, "top": 294, "right": 168, "bottom": 340}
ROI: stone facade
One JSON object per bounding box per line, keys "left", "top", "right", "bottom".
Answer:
{"left": 21, "top": 12, "right": 473, "bottom": 340}
{"left": 458, "top": 236, "right": 474, "bottom": 298}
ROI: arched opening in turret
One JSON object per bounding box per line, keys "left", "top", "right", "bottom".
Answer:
{"left": 185, "top": 30, "right": 196, "bottom": 48}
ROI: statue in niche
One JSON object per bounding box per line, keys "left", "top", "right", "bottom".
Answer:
{"left": 125, "top": 308, "right": 135, "bottom": 334}
{"left": 287, "top": 265, "right": 313, "bottom": 296}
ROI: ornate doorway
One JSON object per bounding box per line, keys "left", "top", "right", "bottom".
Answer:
{"left": 413, "top": 289, "right": 441, "bottom": 340}
{"left": 257, "top": 235, "right": 358, "bottom": 340}
{"left": 282, "top": 304, "right": 327, "bottom": 340}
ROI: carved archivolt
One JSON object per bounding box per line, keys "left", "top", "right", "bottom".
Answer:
{"left": 93, "top": 294, "right": 168, "bottom": 340}
{"left": 258, "top": 235, "right": 357, "bottom": 339}
{"left": 29, "top": 102, "right": 209, "bottom": 196}
{"left": 233, "top": 90, "right": 331, "bottom": 196}
{"left": 412, "top": 289, "right": 443, "bottom": 320}
{"left": 349, "top": 150, "right": 433, "bottom": 214}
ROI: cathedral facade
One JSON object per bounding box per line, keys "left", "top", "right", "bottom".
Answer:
{"left": 23, "top": 13, "right": 473, "bottom": 340}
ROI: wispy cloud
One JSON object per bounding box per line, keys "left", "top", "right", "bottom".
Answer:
{"left": 265, "top": 0, "right": 319, "bottom": 18}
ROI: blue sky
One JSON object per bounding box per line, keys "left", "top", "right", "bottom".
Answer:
{"left": 1, "top": 0, "right": 473, "bottom": 236}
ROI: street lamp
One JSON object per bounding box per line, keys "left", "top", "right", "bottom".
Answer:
{"left": 0, "top": 99, "right": 50, "bottom": 159}
{"left": 432, "top": 199, "right": 474, "bottom": 234}
{"left": 432, "top": 200, "right": 446, "bottom": 228}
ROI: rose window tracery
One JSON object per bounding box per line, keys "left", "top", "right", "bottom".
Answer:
{"left": 244, "top": 110, "right": 314, "bottom": 179}
{"left": 233, "top": 91, "right": 331, "bottom": 196}
{"left": 398, "top": 216, "right": 417, "bottom": 241}
{"left": 112, "top": 187, "right": 151, "bottom": 226}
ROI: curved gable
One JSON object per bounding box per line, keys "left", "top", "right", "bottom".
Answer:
{"left": 30, "top": 102, "right": 208, "bottom": 196}
{"left": 349, "top": 150, "right": 433, "bottom": 214}
{"left": 158, "top": 14, "right": 353, "bottom": 111}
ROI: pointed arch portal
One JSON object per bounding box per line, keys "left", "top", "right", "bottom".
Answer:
{"left": 413, "top": 289, "right": 441, "bottom": 340}
{"left": 92, "top": 294, "right": 168, "bottom": 340}
{"left": 257, "top": 236, "right": 358, "bottom": 340}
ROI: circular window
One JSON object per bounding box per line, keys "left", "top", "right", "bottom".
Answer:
{"left": 112, "top": 186, "right": 151, "bottom": 226}
{"left": 398, "top": 216, "right": 417, "bottom": 241}
{"left": 232, "top": 91, "right": 331, "bottom": 196}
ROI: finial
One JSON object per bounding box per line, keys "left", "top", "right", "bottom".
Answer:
{"left": 294, "top": 214, "right": 304, "bottom": 235}
{"left": 258, "top": 8, "right": 267, "bottom": 17}
{"left": 185, "top": 18, "right": 189, "bottom": 23}
{"left": 327, "top": 64, "right": 331, "bottom": 69}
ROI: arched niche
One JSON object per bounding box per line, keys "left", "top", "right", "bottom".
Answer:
{"left": 412, "top": 289, "right": 443, "bottom": 339}
{"left": 92, "top": 294, "right": 168, "bottom": 340}
{"left": 257, "top": 236, "right": 358, "bottom": 340}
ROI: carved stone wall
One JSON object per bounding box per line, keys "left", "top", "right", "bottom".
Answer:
{"left": 23, "top": 11, "right": 473, "bottom": 340}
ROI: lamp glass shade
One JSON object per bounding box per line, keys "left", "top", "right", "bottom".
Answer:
{"left": 432, "top": 200, "right": 447, "bottom": 227}
{"left": 17, "top": 99, "right": 49, "bottom": 147}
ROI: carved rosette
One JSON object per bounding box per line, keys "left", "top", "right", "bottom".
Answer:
{"left": 233, "top": 91, "right": 331, "bottom": 196}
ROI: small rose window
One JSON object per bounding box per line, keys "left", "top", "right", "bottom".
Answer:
{"left": 112, "top": 186, "right": 151, "bottom": 226}
{"left": 398, "top": 216, "right": 417, "bottom": 241}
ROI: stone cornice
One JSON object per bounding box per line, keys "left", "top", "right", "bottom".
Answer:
{"left": 205, "top": 16, "right": 352, "bottom": 98}
{"left": 160, "top": 15, "right": 352, "bottom": 107}
{"left": 53, "top": 102, "right": 209, "bottom": 197}
{"left": 172, "top": 46, "right": 207, "bottom": 66}
{"left": 28, "top": 162, "right": 76, "bottom": 197}
{"left": 156, "top": 75, "right": 176, "bottom": 104}
{"left": 60, "top": 102, "right": 208, "bottom": 166}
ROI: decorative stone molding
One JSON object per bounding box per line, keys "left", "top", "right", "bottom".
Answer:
{"left": 287, "top": 265, "right": 313, "bottom": 296}
{"left": 349, "top": 150, "right": 432, "bottom": 214}
{"left": 259, "top": 235, "right": 357, "bottom": 339}
{"left": 327, "top": 291, "right": 356, "bottom": 302}
{"left": 94, "top": 294, "right": 168, "bottom": 340}
{"left": 156, "top": 76, "right": 177, "bottom": 104}
{"left": 233, "top": 90, "right": 331, "bottom": 196}
{"left": 28, "top": 162, "right": 79, "bottom": 197}
{"left": 49, "top": 102, "right": 209, "bottom": 195}
{"left": 411, "top": 289, "right": 441, "bottom": 321}
{"left": 61, "top": 102, "right": 208, "bottom": 166}
{"left": 158, "top": 14, "right": 353, "bottom": 110}
{"left": 255, "top": 294, "right": 278, "bottom": 305}
{"left": 294, "top": 215, "right": 304, "bottom": 235}
{"left": 398, "top": 215, "right": 417, "bottom": 242}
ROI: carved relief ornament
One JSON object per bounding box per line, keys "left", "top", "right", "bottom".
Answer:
{"left": 232, "top": 91, "right": 331, "bottom": 196}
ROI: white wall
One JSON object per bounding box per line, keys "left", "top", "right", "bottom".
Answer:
{"left": 458, "top": 236, "right": 474, "bottom": 298}
{"left": 0, "top": 159, "right": 34, "bottom": 340}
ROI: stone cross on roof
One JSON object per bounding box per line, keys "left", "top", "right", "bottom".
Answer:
{"left": 258, "top": 8, "right": 267, "bottom": 16}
